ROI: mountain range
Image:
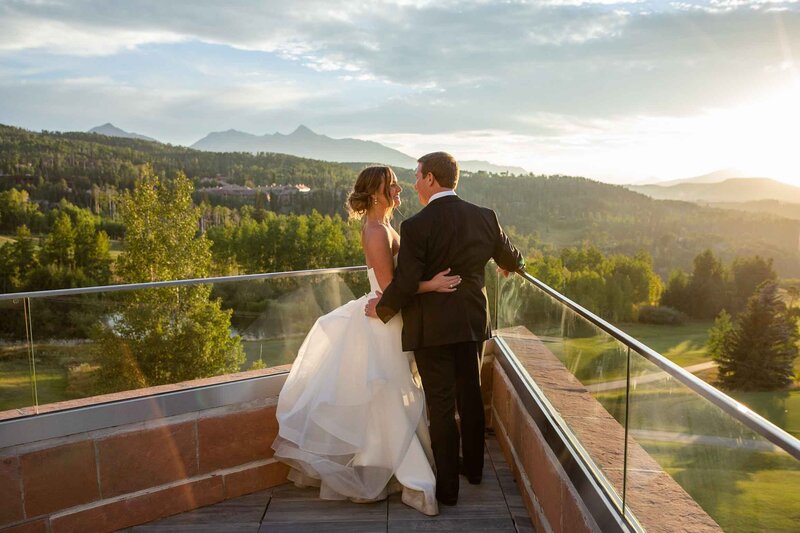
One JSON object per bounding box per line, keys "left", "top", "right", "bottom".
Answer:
{"left": 191, "top": 125, "right": 417, "bottom": 168}
{"left": 651, "top": 168, "right": 745, "bottom": 187}
{"left": 627, "top": 177, "right": 800, "bottom": 204}
{"left": 88, "top": 123, "right": 528, "bottom": 174}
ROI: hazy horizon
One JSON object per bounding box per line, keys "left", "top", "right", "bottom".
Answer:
{"left": 1, "top": 1, "right": 798, "bottom": 186}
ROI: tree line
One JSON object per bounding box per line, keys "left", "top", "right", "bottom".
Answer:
{"left": 1, "top": 163, "right": 796, "bottom": 397}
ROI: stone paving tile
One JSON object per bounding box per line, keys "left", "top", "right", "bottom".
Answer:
{"left": 131, "top": 522, "right": 259, "bottom": 533}
{"left": 126, "top": 490, "right": 270, "bottom": 531}
{"left": 486, "top": 434, "right": 536, "bottom": 533}
{"left": 262, "top": 498, "right": 388, "bottom": 524}
{"left": 388, "top": 517, "right": 517, "bottom": 532}
{"left": 259, "top": 521, "right": 387, "bottom": 532}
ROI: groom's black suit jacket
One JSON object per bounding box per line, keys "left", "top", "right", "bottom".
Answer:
{"left": 376, "top": 195, "right": 524, "bottom": 351}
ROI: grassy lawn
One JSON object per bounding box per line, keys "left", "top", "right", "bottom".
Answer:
{"left": 0, "top": 344, "right": 73, "bottom": 411}
{"left": 540, "top": 320, "right": 713, "bottom": 386}
{"left": 242, "top": 336, "right": 306, "bottom": 369}
{"left": 594, "top": 386, "right": 800, "bottom": 439}
{"left": 617, "top": 320, "right": 714, "bottom": 367}
{"left": 639, "top": 440, "right": 800, "bottom": 532}
{"left": 728, "top": 389, "right": 800, "bottom": 439}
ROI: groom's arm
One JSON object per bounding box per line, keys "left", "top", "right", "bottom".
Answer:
{"left": 490, "top": 210, "right": 526, "bottom": 274}
{"left": 375, "top": 220, "right": 425, "bottom": 323}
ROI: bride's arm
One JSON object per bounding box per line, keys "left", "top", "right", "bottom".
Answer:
{"left": 364, "top": 225, "right": 461, "bottom": 294}
{"left": 417, "top": 268, "right": 461, "bottom": 293}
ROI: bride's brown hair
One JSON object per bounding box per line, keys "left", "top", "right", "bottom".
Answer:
{"left": 347, "top": 165, "right": 396, "bottom": 220}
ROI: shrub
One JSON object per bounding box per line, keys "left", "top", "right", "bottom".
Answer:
{"left": 637, "top": 305, "right": 687, "bottom": 325}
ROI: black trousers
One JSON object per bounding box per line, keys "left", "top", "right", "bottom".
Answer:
{"left": 414, "top": 341, "right": 485, "bottom": 503}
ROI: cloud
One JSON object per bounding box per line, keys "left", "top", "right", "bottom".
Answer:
{"left": 2, "top": 2, "right": 797, "bottom": 116}
{"left": 0, "top": 0, "right": 799, "bottom": 181}
{"left": 0, "top": 12, "right": 186, "bottom": 56}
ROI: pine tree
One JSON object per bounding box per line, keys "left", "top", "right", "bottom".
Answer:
{"left": 707, "top": 310, "right": 734, "bottom": 364}
{"left": 715, "top": 282, "right": 799, "bottom": 390}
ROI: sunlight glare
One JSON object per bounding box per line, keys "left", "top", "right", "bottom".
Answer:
{"left": 718, "top": 82, "right": 800, "bottom": 186}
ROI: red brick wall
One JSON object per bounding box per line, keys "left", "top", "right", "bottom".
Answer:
{"left": 0, "top": 402, "right": 288, "bottom": 532}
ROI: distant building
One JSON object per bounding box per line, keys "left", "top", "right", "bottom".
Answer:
{"left": 196, "top": 178, "right": 310, "bottom": 208}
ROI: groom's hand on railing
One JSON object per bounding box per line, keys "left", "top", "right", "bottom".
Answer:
{"left": 496, "top": 267, "right": 512, "bottom": 278}
{"left": 365, "top": 291, "right": 382, "bottom": 318}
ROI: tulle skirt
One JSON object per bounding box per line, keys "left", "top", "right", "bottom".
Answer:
{"left": 272, "top": 294, "right": 438, "bottom": 516}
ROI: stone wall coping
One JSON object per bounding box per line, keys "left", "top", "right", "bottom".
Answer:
{"left": 0, "top": 366, "right": 290, "bottom": 450}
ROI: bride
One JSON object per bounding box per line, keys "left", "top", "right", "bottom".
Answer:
{"left": 272, "top": 165, "right": 460, "bottom": 516}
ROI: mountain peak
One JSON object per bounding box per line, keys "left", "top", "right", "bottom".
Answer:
{"left": 290, "top": 125, "right": 315, "bottom": 136}
{"left": 88, "top": 123, "right": 156, "bottom": 142}
{"left": 89, "top": 123, "right": 124, "bottom": 134}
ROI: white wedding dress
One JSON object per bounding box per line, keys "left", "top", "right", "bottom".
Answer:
{"left": 272, "top": 265, "right": 439, "bottom": 516}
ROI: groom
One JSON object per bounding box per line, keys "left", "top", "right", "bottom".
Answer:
{"left": 366, "top": 152, "right": 524, "bottom": 505}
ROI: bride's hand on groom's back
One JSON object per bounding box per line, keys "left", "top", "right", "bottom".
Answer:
{"left": 430, "top": 268, "right": 461, "bottom": 293}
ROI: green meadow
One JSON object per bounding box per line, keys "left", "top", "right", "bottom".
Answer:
{"left": 639, "top": 439, "right": 800, "bottom": 532}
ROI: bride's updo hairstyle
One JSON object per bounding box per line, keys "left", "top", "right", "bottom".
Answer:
{"left": 347, "top": 165, "right": 396, "bottom": 220}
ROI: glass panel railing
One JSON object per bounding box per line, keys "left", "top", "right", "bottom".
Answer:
{"left": 0, "top": 267, "right": 369, "bottom": 419}
{"left": 0, "top": 298, "right": 37, "bottom": 417}
{"left": 495, "top": 270, "right": 800, "bottom": 531}
{"left": 495, "top": 272, "right": 629, "bottom": 512}
{"left": 626, "top": 352, "right": 800, "bottom": 532}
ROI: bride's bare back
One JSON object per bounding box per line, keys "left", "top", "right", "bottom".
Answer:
{"left": 363, "top": 222, "right": 399, "bottom": 292}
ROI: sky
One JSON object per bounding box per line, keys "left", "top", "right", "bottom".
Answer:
{"left": 0, "top": 0, "right": 799, "bottom": 185}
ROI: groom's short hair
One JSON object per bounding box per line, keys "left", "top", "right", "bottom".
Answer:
{"left": 418, "top": 152, "right": 459, "bottom": 189}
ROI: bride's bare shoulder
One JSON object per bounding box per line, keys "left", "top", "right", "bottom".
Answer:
{"left": 362, "top": 222, "right": 391, "bottom": 241}
{"left": 362, "top": 223, "right": 392, "bottom": 253}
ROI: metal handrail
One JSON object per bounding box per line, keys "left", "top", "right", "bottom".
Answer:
{"left": 512, "top": 270, "right": 800, "bottom": 461}
{"left": 0, "top": 265, "right": 369, "bottom": 301}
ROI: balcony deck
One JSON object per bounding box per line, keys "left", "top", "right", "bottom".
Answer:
{"left": 124, "top": 436, "right": 534, "bottom": 533}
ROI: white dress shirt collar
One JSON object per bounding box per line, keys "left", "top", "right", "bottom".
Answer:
{"left": 428, "top": 190, "right": 457, "bottom": 204}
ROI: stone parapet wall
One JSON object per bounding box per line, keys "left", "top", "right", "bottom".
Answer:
{"left": 0, "top": 374, "right": 289, "bottom": 532}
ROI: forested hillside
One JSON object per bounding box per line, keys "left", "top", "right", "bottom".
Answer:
{"left": 2, "top": 124, "right": 799, "bottom": 281}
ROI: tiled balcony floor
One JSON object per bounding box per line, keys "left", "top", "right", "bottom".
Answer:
{"left": 124, "top": 436, "right": 534, "bottom": 532}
